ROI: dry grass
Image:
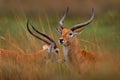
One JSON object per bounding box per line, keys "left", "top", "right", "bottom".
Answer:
{"left": 0, "top": 10, "right": 120, "bottom": 80}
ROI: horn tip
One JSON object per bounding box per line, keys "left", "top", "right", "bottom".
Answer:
{"left": 66, "top": 6, "right": 69, "bottom": 10}
{"left": 92, "top": 8, "right": 94, "bottom": 13}
{"left": 27, "top": 19, "right": 30, "bottom": 27}
{"left": 66, "top": 6, "right": 69, "bottom": 13}
{"left": 91, "top": 8, "right": 94, "bottom": 18}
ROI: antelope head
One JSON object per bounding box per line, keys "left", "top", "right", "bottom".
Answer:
{"left": 27, "top": 20, "right": 60, "bottom": 55}
{"left": 56, "top": 7, "right": 94, "bottom": 46}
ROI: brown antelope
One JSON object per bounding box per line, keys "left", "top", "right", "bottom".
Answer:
{"left": 0, "top": 20, "right": 60, "bottom": 64}
{"left": 56, "top": 7, "right": 98, "bottom": 73}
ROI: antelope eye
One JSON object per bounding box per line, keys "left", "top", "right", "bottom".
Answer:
{"left": 68, "top": 32, "right": 73, "bottom": 37}
{"left": 55, "top": 50, "right": 59, "bottom": 54}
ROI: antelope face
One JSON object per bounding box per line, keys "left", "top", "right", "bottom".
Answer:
{"left": 54, "top": 48, "right": 60, "bottom": 55}
{"left": 42, "top": 44, "right": 59, "bottom": 55}
{"left": 59, "top": 28, "right": 80, "bottom": 46}
{"left": 56, "top": 7, "right": 94, "bottom": 46}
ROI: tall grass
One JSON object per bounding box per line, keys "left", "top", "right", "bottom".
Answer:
{"left": 0, "top": 11, "right": 120, "bottom": 80}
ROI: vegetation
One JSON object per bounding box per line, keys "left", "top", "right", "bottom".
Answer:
{"left": 0, "top": 10, "right": 120, "bottom": 80}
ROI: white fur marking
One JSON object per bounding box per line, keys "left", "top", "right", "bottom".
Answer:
{"left": 63, "top": 46, "right": 70, "bottom": 64}
{"left": 42, "top": 45, "right": 49, "bottom": 50}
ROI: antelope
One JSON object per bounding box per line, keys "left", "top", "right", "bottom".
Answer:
{"left": 25, "top": 20, "right": 60, "bottom": 63}
{"left": 56, "top": 7, "right": 98, "bottom": 73}
{"left": 0, "top": 20, "right": 60, "bottom": 64}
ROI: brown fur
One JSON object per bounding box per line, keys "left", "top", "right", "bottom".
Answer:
{"left": 0, "top": 47, "right": 55, "bottom": 64}
{"left": 60, "top": 28, "right": 98, "bottom": 73}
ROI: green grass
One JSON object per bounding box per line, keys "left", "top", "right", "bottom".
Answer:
{"left": 0, "top": 11, "right": 120, "bottom": 80}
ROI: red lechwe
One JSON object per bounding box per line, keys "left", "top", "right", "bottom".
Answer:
{"left": 0, "top": 20, "right": 60, "bottom": 64}
{"left": 56, "top": 7, "right": 99, "bottom": 73}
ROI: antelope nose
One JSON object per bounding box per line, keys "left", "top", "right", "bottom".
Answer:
{"left": 59, "top": 38, "right": 64, "bottom": 44}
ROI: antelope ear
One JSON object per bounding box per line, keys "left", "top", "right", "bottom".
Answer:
{"left": 48, "top": 45, "right": 52, "bottom": 53}
{"left": 73, "top": 28, "right": 84, "bottom": 35}
{"left": 42, "top": 45, "right": 49, "bottom": 50}
{"left": 48, "top": 43, "right": 54, "bottom": 53}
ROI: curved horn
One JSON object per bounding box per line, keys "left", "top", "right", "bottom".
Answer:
{"left": 29, "top": 21, "right": 57, "bottom": 48}
{"left": 27, "top": 20, "right": 51, "bottom": 45}
{"left": 59, "top": 7, "right": 69, "bottom": 29}
{"left": 71, "top": 8, "right": 94, "bottom": 31}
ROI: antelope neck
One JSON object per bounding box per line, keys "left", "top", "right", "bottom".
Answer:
{"left": 63, "top": 38, "right": 81, "bottom": 65}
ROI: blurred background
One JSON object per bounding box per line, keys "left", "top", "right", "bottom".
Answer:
{"left": 0, "top": 0, "right": 119, "bottom": 17}
{"left": 0, "top": 0, "right": 120, "bottom": 80}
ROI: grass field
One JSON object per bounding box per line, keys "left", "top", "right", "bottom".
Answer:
{"left": 0, "top": 10, "right": 120, "bottom": 80}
